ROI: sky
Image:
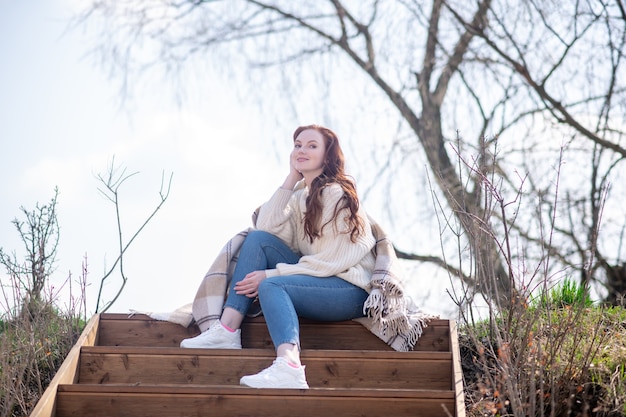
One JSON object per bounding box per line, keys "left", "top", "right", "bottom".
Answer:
{"left": 0, "top": 1, "right": 457, "bottom": 319}
{"left": 0, "top": 1, "right": 292, "bottom": 316}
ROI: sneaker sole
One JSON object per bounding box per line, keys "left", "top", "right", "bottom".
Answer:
{"left": 180, "top": 342, "right": 242, "bottom": 349}
{"left": 239, "top": 378, "right": 309, "bottom": 389}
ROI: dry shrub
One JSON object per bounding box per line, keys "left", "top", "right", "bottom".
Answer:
{"left": 439, "top": 146, "right": 626, "bottom": 416}
{"left": 0, "top": 267, "right": 87, "bottom": 417}
{"left": 460, "top": 303, "right": 619, "bottom": 416}
{"left": 0, "top": 190, "right": 87, "bottom": 417}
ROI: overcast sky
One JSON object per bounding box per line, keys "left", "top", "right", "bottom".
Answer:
{"left": 0, "top": 0, "right": 293, "bottom": 315}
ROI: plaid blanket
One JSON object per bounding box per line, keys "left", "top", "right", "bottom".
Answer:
{"left": 141, "top": 216, "right": 436, "bottom": 351}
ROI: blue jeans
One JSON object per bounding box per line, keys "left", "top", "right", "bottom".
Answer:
{"left": 223, "top": 230, "right": 368, "bottom": 350}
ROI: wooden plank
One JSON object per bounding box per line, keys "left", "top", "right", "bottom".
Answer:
{"left": 28, "top": 314, "right": 100, "bottom": 417}
{"left": 97, "top": 314, "right": 200, "bottom": 347}
{"left": 59, "top": 382, "right": 455, "bottom": 397}
{"left": 449, "top": 320, "right": 466, "bottom": 417}
{"left": 97, "top": 314, "right": 451, "bottom": 352}
{"left": 414, "top": 319, "right": 451, "bottom": 352}
{"left": 56, "top": 384, "right": 456, "bottom": 417}
{"left": 241, "top": 319, "right": 393, "bottom": 350}
{"left": 81, "top": 345, "right": 451, "bottom": 359}
{"left": 78, "top": 347, "right": 453, "bottom": 389}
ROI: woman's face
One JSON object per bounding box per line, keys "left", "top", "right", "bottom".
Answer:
{"left": 293, "top": 129, "right": 326, "bottom": 178}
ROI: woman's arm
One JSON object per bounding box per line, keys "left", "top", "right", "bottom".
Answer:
{"left": 255, "top": 187, "right": 298, "bottom": 245}
{"left": 255, "top": 152, "right": 304, "bottom": 247}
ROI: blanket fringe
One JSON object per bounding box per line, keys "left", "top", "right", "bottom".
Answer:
{"left": 363, "top": 285, "right": 437, "bottom": 351}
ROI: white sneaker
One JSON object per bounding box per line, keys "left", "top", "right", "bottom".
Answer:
{"left": 240, "top": 357, "right": 309, "bottom": 389}
{"left": 179, "top": 321, "right": 241, "bottom": 349}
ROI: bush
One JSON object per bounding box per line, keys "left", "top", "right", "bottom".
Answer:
{"left": 444, "top": 148, "right": 625, "bottom": 416}
{"left": 0, "top": 303, "right": 85, "bottom": 417}
{"left": 460, "top": 305, "right": 625, "bottom": 416}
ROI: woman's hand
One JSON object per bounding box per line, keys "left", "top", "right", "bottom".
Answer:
{"left": 234, "top": 270, "right": 268, "bottom": 298}
{"left": 282, "top": 149, "right": 304, "bottom": 189}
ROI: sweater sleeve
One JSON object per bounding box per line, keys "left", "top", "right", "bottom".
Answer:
{"left": 255, "top": 186, "right": 299, "bottom": 251}
{"left": 266, "top": 184, "right": 374, "bottom": 278}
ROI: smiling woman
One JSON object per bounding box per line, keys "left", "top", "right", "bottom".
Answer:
{"left": 293, "top": 128, "right": 326, "bottom": 180}
{"left": 180, "top": 124, "right": 378, "bottom": 389}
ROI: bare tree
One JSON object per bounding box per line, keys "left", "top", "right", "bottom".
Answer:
{"left": 74, "top": 0, "right": 626, "bottom": 306}
{"left": 0, "top": 188, "right": 60, "bottom": 317}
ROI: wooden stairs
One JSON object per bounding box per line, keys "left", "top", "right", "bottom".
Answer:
{"left": 31, "top": 313, "right": 465, "bottom": 417}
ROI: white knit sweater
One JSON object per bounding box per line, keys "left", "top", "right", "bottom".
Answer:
{"left": 256, "top": 182, "right": 376, "bottom": 291}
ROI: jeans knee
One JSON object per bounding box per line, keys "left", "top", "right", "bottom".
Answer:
{"left": 258, "top": 278, "right": 279, "bottom": 297}
{"left": 258, "top": 278, "right": 272, "bottom": 293}
{"left": 240, "top": 230, "right": 272, "bottom": 252}
{"left": 245, "top": 230, "right": 273, "bottom": 244}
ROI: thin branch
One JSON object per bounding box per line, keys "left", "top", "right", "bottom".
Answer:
{"left": 394, "top": 247, "right": 473, "bottom": 285}
{"left": 95, "top": 159, "right": 173, "bottom": 313}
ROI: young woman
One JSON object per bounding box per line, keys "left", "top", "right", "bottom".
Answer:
{"left": 180, "top": 125, "right": 376, "bottom": 389}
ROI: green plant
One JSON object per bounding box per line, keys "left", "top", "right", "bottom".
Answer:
{"left": 586, "top": 307, "right": 626, "bottom": 415}
{"left": 533, "top": 277, "right": 594, "bottom": 309}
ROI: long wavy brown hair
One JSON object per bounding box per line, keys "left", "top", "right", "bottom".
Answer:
{"left": 293, "top": 125, "right": 365, "bottom": 243}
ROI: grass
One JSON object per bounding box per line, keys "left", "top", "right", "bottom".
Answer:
{"left": 532, "top": 277, "right": 594, "bottom": 309}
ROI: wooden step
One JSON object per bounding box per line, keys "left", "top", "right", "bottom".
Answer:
{"left": 78, "top": 346, "right": 453, "bottom": 389}
{"left": 55, "top": 384, "right": 457, "bottom": 417}
{"left": 96, "top": 313, "right": 452, "bottom": 351}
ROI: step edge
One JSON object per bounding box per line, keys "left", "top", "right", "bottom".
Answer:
{"left": 99, "top": 313, "right": 451, "bottom": 327}
{"left": 58, "top": 383, "right": 455, "bottom": 399}
{"left": 80, "top": 346, "right": 453, "bottom": 359}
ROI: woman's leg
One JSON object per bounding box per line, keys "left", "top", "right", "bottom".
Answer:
{"left": 258, "top": 275, "right": 368, "bottom": 355}
{"left": 239, "top": 275, "right": 366, "bottom": 388}
{"left": 222, "top": 230, "right": 300, "bottom": 329}
{"left": 180, "top": 230, "right": 299, "bottom": 349}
